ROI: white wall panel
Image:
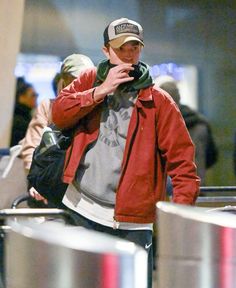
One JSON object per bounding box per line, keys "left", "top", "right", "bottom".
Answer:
{"left": 0, "top": 0, "right": 25, "bottom": 147}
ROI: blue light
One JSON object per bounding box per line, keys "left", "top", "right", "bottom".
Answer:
{"left": 150, "top": 62, "right": 184, "bottom": 81}
{"left": 15, "top": 54, "right": 61, "bottom": 104}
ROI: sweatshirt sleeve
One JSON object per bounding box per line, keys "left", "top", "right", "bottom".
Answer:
{"left": 52, "top": 68, "right": 101, "bottom": 129}
{"left": 156, "top": 89, "right": 200, "bottom": 204}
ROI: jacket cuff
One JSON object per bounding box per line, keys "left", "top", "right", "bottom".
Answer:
{"left": 79, "top": 88, "right": 103, "bottom": 107}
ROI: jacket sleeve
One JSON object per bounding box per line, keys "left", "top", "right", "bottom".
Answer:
{"left": 156, "top": 89, "right": 200, "bottom": 204}
{"left": 20, "top": 99, "right": 51, "bottom": 171}
{"left": 52, "top": 68, "right": 100, "bottom": 129}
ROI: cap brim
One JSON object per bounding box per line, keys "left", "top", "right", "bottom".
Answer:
{"left": 109, "top": 35, "right": 144, "bottom": 49}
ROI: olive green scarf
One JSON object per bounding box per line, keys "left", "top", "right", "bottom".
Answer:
{"left": 94, "top": 59, "right": 153, "bottom": 92}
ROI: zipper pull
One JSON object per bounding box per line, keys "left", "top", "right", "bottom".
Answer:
{"left": 113, "top": 219, "right": 120, "bottom": 230}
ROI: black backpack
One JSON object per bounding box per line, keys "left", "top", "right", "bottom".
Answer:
{"left": 27, "top": 127, "right": 72, "bottom": 207}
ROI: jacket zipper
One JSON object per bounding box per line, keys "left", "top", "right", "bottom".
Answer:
{"left": 113, "top": 218, "right": 120, "bottom": 229}
{"left": 64, "top": 137, "right": 74, "bottom": 171}
{"left": 113, "top": 105, "right": 140, "bottom": 224}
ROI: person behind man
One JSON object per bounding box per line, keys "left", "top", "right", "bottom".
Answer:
{"left": 52, "top": 18, "right": 200, "bottom": 287}
{"left": 20, "top": 54, "right": 94, "bottom": 204}
{"left": 10, "top": 80, "right": 38, "bottom": 146}
{"left": 158, "top": 79, "right": 218, "bottom": 185}
{"left": 51, "top": 73, "right": 62, "bottom": 97}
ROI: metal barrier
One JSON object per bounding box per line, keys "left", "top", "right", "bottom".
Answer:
{"left": 197, "top": 196, "right": 236, "bottom": 203}
{"left": 0, "top": 208, "right": 74, "bottom": 223}
{"left": 156, "top": 201, "right": 236, "bottom": 288}
{"left": 5, "top": 220, "right": 147, "bottom": 288}
{"left": 197, "top": 186, "right": 236, "bottom": 205}
{"left": 168, "top": 186, "right": 236, "bottom": 205}
{"left": 10, "top": 194, "right": 30, "bottom": 209}
{"left": 0, "top": 208, "right": 77, "bottom": 288}
{"left": 199, "top": 186, "right": 236, "bottom": 193}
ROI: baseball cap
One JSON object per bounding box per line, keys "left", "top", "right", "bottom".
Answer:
{"left": 61, "top": 54, "right": 94, "bottom": 77}
{"left": 103, "top": 18, "right": 144, "bottom": 49}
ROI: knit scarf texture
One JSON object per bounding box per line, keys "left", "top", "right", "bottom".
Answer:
{"left": 94, "top": 59, "right": 153, "bottom": 92}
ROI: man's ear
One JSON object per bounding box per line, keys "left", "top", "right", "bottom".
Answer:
{"left": 18, "top": 94, "right": 24, "bottom": 104}
{"left": 102, "top": 46, "right": 110, "bottom": 59}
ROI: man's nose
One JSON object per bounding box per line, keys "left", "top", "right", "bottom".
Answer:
{"left": 124, "top": 49, "right": 134, "bottom": 58}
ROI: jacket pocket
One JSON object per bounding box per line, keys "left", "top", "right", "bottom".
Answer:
{"left": 118, "top": 174, "right": 155, "bottom": 217}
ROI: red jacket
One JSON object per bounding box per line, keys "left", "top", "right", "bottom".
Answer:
{"left": 52, "top": 68, "right": 200, "bottom": 223}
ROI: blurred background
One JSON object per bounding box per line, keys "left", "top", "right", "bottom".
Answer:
{"left": 1, "top": 0, "right": 236, "bottom": 186}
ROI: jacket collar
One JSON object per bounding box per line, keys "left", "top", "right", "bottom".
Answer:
{"left": 136, "top": 85, "right": 155, "bottom": 107}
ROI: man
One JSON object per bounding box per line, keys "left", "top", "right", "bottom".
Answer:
{"left": 158, "top": 79, "right": 218, "bottom": 185}
{"left": 52, "top": 18, "right": 200, "bottom": 287}
{"left": 20, "top": 54, "right": 94, "bottom": 204}
{"left": 10, "top": 80, "right": 38, "bottom": 146}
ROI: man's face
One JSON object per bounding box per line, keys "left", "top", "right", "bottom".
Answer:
{"left": 19, "top": 87, "right": 38, "bottom": 109}
{"left": 104, "top": 41, "right": 142, "bottom": 65}
{"left": 62, "top": 74, "right": 76, "bottom": 88}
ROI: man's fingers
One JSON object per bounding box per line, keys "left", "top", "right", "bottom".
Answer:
{"left": 43, "top": 198, "right": 48, "bottom": 205}
{"left": 119, "top": 64, "right": 134, "bottom": 71}
{"left": 116, "top": 76, "right": 134, "bottom": 84}
{"left": 112, "top": 63, "right": 134, "bottom": 73}
{"left": 99, "top": 63, "right": 135, "bottom": 95}
{"left": 119, "top": 71, "right": 132, "bottom": 78}
{"left": 29, "top": 187, "right": 48, "bottom": 203}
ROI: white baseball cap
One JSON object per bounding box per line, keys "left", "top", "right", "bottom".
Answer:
{"left": 103, "top": 18, "right": 144, "bottom": 49}
{"left": 61, "top": 54, "right": 94, "bottom": 77}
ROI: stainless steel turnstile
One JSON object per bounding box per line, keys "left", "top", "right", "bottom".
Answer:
{"left": 5, "top": 219, "right": 147, "bottom": 288}
{"left": 156, "top": 201, "right": 236, "bottom": 288}
{"left": 197, "top": 186, "right": 236, "bottom": 206}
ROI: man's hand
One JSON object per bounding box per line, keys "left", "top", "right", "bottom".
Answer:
{"left": 29, "top": 187, "right": 48, "bottom": 205}
{"left": 93, "top": 63, "right": 134, "bottom": 102}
